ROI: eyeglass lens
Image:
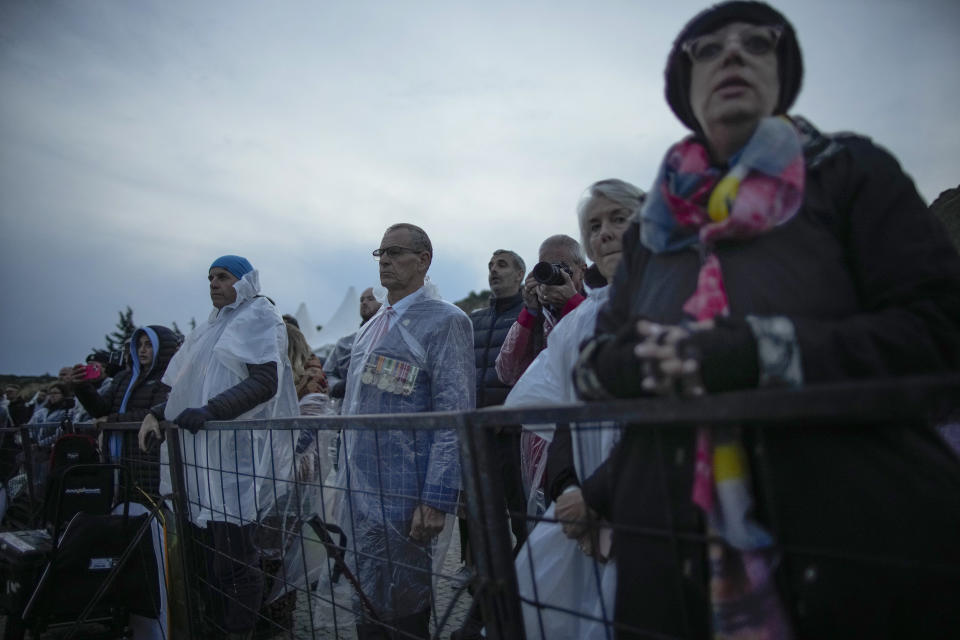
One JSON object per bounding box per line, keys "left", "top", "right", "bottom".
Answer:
{"left": 687, "top": 26, "right": 779, "bottom": 63}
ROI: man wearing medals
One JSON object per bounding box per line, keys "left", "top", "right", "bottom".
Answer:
{"left": 340, "top": 223, "right": 475, "bottom": 639}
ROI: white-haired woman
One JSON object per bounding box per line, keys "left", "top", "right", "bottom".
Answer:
{"left": 505, "top": 178, "right": 645, "bottom": 640}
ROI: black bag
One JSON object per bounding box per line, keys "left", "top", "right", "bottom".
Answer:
{"left": 48, "top": 432, "right": 99, "bottom": 472}
{"left": 43, "top": 434, "right": 110, "bottom": 528}
{"left": 24, "top": 510, "right": 161, "bottom": 622}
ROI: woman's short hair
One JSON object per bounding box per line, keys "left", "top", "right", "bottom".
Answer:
{"left": 577, "top": 179, "right": 646, "bottom": 261}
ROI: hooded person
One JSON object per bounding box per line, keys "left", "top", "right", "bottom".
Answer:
{"left": 70, "top": 325, "right": 179, "bottom": 497}
{"left": 138, "top": 254, "right": 299, "bottom": 639}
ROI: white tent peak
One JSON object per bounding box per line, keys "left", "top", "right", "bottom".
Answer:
{"left": 293, "top": 302, "right": 318, "bottom": 346}
{"left": 305, "top": 287, "right": 361, "bottom": 351}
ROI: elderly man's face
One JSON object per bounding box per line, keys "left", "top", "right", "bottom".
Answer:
{"left": 5, "top": 387, "right": 18, "bottom": 400}
{"left": 359, "top": 287, "right": 381, "bottom": 323}
{"left": 377, "top": 228, "right": 429, "bottom": 296}
{"left": 209, "top": 267, "right": 239, "bottom": 309}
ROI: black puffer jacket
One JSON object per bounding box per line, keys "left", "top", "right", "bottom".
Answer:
{"left": 75, "top": 325, "right": 179, "bottom": 423}
{"left": 577, "top": 129, "right": 960, "bottom": 638}
{"left": 471, "top": 292, "right": 524, "bottom": 407}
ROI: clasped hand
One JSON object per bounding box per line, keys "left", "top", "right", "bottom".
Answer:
{"left": 633, "top": 319, "right": 712, "bottom": 397}
{"left": 555, "top": 488, "right": 612, "bottom": 561}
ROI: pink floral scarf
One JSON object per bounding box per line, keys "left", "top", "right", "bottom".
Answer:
{"left": 641, "top": 116, "right": 805, "bottom": 639}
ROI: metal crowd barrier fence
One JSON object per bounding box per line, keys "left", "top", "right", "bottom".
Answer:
{"left": 2, "top": 374, "right": 958, "bottom": 639}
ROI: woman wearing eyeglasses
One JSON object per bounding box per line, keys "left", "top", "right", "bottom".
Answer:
{"left": 573, "top": 2, "right": 960, "bottom": 638}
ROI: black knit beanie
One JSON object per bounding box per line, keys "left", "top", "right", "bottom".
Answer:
{"left": 664, "top": 1, "right": 803, "bottom": 132}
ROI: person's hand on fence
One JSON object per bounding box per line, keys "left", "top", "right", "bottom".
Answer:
{"left": 555, "top": 487, "right": 596, "bottom": 540}
{"left": 632, "top": 319, "right": 712, "bottom": 396}
{"left": 138, "top": 413, "right": 161, "bottom": 452}
{"left": 175, "top": 406, "right": 213, "bottom": 434}
{"left": 409, "top": 503, "right": 445, "bottom": 542}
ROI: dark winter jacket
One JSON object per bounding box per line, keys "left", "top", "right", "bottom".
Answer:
{"left": 471, "top": 292, "right": 524, "bottom": 407}
{"left": 74, "top": 325, "right": 179, "bottom": 423}
{"left": 577, "top": 129, "right": 960, "bottom": 638}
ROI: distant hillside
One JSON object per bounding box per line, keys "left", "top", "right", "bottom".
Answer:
{"left": 0, "top": 374, "right": 56, "bottom": 400}
{"left": 454, "top": 290, "right": 491, "bottom": 315}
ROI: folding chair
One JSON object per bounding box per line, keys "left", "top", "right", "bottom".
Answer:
{"left": 17, "top": 464, "right": 163, "bottom": 639}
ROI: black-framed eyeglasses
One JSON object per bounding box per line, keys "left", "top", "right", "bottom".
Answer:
{"left": 682, "top": 24, "right": 783, "bottom": 64}
{"left": 372, "top": 246, "right": 421, "bottom": 261}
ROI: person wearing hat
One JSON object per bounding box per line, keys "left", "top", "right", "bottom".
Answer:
{"left": 139, "top": 254, "right": 299, "bottom": 640}
{"left": 572, "top": 2, "right": 960, "bottom": 638}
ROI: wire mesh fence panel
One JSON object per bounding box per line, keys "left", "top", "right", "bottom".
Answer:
{"left": 157, "top": 413, "right": 475, "bottom": 639}
{"left": 464, "top": 376, "right": 960, "bottom": 640}
{"left": 2, "top": 376, "right": 958, "bottom": 639}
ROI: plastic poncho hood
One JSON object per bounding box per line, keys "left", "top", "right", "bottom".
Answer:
{"left": 160, "top": 269, "right": 300, "bottom": 525}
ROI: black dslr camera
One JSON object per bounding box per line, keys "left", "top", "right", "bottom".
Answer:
{"left": 532, "top": 261, "right": 573, "bottom": 286}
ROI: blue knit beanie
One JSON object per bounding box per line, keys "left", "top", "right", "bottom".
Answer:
{"left": 210, "top": 255, "right": 254, "bottom": 279}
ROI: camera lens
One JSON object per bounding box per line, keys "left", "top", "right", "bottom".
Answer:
{"left": 532, "top": 261, "right": 566, "bottom": 286}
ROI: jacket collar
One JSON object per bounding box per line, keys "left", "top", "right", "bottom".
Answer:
{"left": 489, "top": 291, "right": 523, "bottom": 313}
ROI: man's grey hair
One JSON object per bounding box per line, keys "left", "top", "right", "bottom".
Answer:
{"left": 386, "top": 223, "right": 433, "bottom": 263}
{"left": 577, "top": 179, "right": 646, "bottom": 261}
{"left": 492, "top": 249, "right": 525, "bottom": 276}
{"left": 539, "top": 234, "right": 586, "bottom": 267}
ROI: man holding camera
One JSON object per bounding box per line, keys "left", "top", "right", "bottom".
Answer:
{"left": 495, "top": 234, "right": 587, "bottom": 386}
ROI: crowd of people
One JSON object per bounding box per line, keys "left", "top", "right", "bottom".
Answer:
{"left": 4, "top": 2, "right": 960, "bottom": 639}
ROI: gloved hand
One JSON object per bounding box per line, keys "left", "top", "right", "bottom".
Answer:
{"left": 329, "top": 380, "right": 347, "bottom": 399}
{"left": 174, "top": 406, "right": 214, "bottom": 434}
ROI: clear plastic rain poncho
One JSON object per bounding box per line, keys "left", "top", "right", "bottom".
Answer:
{"left": 506, "top": 286, "right": 620, "bottom": 640}
{"left": 159, "top": 269, "right": 300, "bottom": 526}
{"left": 335, "top": 285, "right": 475, "bottom": 621}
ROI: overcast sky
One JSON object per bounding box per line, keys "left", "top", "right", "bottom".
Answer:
{"left": 2, "top": 0, "right": 958, "bottom": 375}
